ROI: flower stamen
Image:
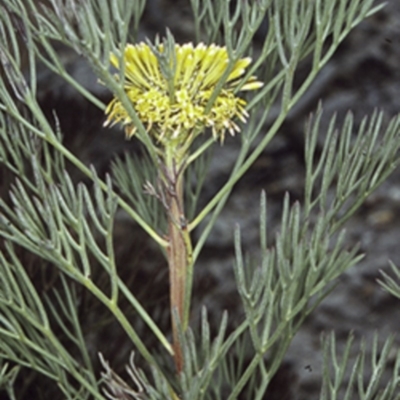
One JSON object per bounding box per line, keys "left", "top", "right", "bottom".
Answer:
{"left": 105, "top": 42, "right": 263, "bottom": 146}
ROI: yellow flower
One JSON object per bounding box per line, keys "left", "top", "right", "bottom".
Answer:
{"left": 104, "top": 42, "right": 262, "bottom": 144}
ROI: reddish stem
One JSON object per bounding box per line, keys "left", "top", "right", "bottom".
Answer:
{"left": 166, "top": 171, "right": 187, "bottom": 373}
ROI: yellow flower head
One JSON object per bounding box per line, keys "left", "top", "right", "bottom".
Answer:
{"left": 104, "top": 42, "right": 262, "bottom": 144}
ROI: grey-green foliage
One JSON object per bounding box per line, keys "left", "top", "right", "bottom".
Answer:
{"left": 0, "top": 0, "right": 399, "bottom": 399}
{"left": 379, "top": 262, "right": 400, "bottom": 304}
{"left": 320, "top": 333, "right": 400, "bottom": 400}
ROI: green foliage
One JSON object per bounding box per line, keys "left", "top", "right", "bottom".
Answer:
{"left": 320, "top": 333, "right": 400, "bottom": 400}
{"left": 0, "top": 0, "right": 399, "bottom": 399}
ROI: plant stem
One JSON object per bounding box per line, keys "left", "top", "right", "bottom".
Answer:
{"left": 168, "top": 194, "right": 185, "bottom": 372}
{"left": 164, "top": 152, "right": 193, "bottom": 373}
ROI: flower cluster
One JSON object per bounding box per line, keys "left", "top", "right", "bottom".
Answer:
{"left": 104, "top": 42, "right": 262, "bottom": 144}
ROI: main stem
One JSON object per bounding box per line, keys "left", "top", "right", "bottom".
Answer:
{"left": 165, "top": 158, "right": 192, "bottom": 373}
